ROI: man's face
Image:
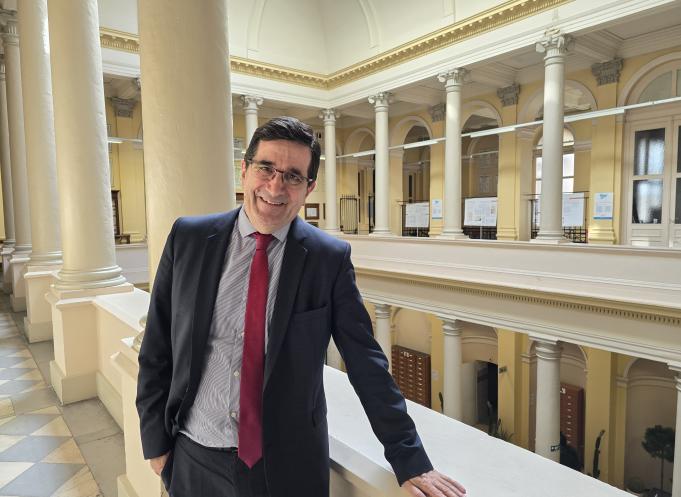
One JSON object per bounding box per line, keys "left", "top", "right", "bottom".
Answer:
{"left": 241, "top": 139, "right": 316, "bottom": 234}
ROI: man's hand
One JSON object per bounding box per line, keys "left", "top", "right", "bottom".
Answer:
{"left": 149, "top": 451, "right": 170, "bottom": 476}
{"left": 402, "top": 470, "right": 466, "bottom": 497}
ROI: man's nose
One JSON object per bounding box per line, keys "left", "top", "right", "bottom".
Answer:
{"left": 267, "top": 170, "right": 287, "bottom": 192}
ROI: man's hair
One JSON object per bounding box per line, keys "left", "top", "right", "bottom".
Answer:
{"left": 244, "top": 116, "right": 322, "bottom": 181}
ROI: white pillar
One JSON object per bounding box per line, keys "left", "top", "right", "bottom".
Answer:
{"left": 438, "top": 68, "right": 469, "bottom": 239}
{"left": 0, "top": 54, "right": 15, "bottom": 293}
{"left": 19, "top": 0, "right": 62, "bottom": 342}
{"left": 241, "top": 95, "right": 262, "bottom": 146}
{"left": 441, "top": 318, "right": 464, "bottom": 420}
{"left": 533, "top": 337, "right": 562, "bottom": 462}
{"left": 2, "top": 14, "right": 32, "bottom": 312}
{"left": 320, "top": 108, "right": 340, "bottom": 234}
{"left": 139, "top": 0, "right": 235, "bottom": 283}
{"left": 672, "top": 372, "right": 681, "bottom": 497}
{"left": 374, "top": 303, "right": 392, "bottom": 372}
{"left": 368, "top": 92, "right": 391, "bottom": 236}
{"left": 534, "top": 29, "right": 570, "bottom": 243}
{"left": 0, "top": 55, "right": 14, "bottom": 250}
{"left": 47, "top": 0, "right": 132, "bottom": 404}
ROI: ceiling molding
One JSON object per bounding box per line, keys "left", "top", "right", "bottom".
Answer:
{"left": 99, "top": 0, "right": 572, "bottom": 91}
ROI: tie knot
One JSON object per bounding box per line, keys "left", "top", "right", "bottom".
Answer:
{"left": 254, "top": 232, "right": 274, "bottom": 251}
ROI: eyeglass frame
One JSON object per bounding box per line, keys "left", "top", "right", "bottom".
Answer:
{"left": 245, "top": 159, "right": 315, "bottom": 187}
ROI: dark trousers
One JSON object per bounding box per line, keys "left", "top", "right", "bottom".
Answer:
{"left": 162, "top": 434, "right": 270, "bottom": 497}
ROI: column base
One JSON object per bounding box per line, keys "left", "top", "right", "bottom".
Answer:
{"left": 24, "top": 267, "right": 59, "bottom": 342}
{"left": 50, "top": 359, "right": 96, "bottom": 405}
{"left": 368, "top": 229, "right": 394, "bottom": 237}
{"left": 531, "top": 233, "right": 571, "bottom": 244}
{"left": 23, "top": 318, "right": 52, "bottom": 343}
{"left": 438, "top": 230, "right": 469, "bottom": 240}
{"left": 495, "top": 227, "right": 518, "bottom": 241}
{"left": 54, "top": 265, "right": 128, "bottom": 292}
{"left": 48, "top": 282, "right": 134, "bottom": 404}
{"left": 9, "top": 254, "right": 30, "bottom": 310}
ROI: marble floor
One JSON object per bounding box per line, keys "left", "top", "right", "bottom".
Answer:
{"left": 0, "top": 291, "right": 125, "bottom": 497}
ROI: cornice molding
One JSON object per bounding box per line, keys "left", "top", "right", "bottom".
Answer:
{"left": 355, "top": 267, "right": 681, "bottom": 326}
{"left": 99, "top": 0, "right": 572, "bottom": 90}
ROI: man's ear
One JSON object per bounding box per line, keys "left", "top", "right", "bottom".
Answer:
{"left": 306, "top": 180, "right": 317, "bottom": 197}
{"left": 241, "top": 160, "right": 247, "bottom": 179}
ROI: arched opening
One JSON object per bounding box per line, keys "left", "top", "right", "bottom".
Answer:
{"left": 461, "top": 324, "right": 498, "bottom": 428}
{"left": 342, "top": 129, "right": 375, "bottom": 234}
{"left": 401, "top": 125, "right": 431, "bottom": 236}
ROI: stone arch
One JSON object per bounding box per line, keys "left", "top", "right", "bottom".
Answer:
{"left": 390, "top": 116, "right": 432, "bottom": 147}
{"left": 462, "top": 100, "right": 502, "bottom": 129}
{"left": 618, "top": 51, "right": 681, "bottom": 106}
{"left": 519, "top": 80, "right": 597, "bottom": 124}
{"left": 344, "top": 127, "right": 375, "bottom": 154}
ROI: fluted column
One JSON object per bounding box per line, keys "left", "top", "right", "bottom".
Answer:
{"left": 140, "top": 0, "right": 235, "bottom": 283}
{"left": 374, "top": 303, "right": 392, "bottom": 372}
{"left": 19, "top": 0, "right": 63, "bottom": 342}
{"left": 368, "top": 92, "right": 391, "bottom": 236}
{"left": 672, "top": 372, "right": 681, "bottom": 497}
{"left": 438, "top": 68, "right": 469, "bottom": 239}
{"left": 533, "top": 337, "right": 562, "bottom": 462}
{"left": 441, "top": 318, "right": 463, "bottom": 420}
{"left": 241, "top": 95, "right": 262, "bottom": 146}
{"left": 2, "top": 16, "right": 31, "bottom": 257}
{"left": 19, "top": 0, "right": 61, "bottom": 267}
{"left": 48, "top": 0, "right": 126, "bottom": 290}
{"left": 534, "top": 29, "right": 570, "bottom": 243}
{"left": 320, "top": 108, "right": 340, "bottom": 234}
{"left": 0, "top": 52, "right": 15, "bottom": 294}
{"left": 0, "top": 56, "right": 14, "bottom": 251}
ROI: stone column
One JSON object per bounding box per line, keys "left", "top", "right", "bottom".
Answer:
{"left": 2, "top": 14, "right": 32, "bottom": 311}
{"left": 532, "top": 337, "right": 562, "bottom": 462}
{"left": 46, "top": 0, "right": 132, "bottom": 404}
{"left": 373, "top": 303, "right": 392, "bottom": 372}
{"left": 320, "top": 108, "right": 340, "bottom": 234}
{"left": 0, "top": 53, "right": 15, "bottom": 292}
{"left": 496, "top": 84, "right": 520, "bottom": 241}
{"left": 672, "top": 372, "right": 681, "bottom": 497}
{"left": 534, "top": 29, "right": 570, "bottom": 243}
{"left": 438, "top": 68, "right": 469, "bottom": 239}
{"left": 241, "top": 95, "right": 262, "bottom": 146}
{"left": 368, "top": 92, "right": 391, "bottom": 236}
{"left": 140, "top": 0, "right": 235, "bottom": 284}
{"left": 19, "top": 0, "right": 63, "bottom": 342}
{"left": 441, "top": 318, "right": 463, "bottom": 420}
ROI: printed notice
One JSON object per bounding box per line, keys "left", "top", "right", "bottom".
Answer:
{"left": 464, "top": 197, "right": 497, "bottom": 227}
{"left": 431, "top": 199, "right": 443, "bottom": 219}
{"left": 593, "top": 192, "right": 614, "bottom": 220}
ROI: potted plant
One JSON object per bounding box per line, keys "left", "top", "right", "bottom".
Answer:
{"left": 641, "top": 425, "right": 675, "bottom": 495}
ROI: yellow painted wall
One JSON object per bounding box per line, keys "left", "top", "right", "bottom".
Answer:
{"left": 497, "top": 328, "right": 524, "bottom": 443}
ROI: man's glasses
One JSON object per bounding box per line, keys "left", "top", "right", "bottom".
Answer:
{"left": 246, "top": 160, "right": 313, "bottom": 188}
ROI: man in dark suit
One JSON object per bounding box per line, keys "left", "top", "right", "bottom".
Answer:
{"left": 136, "top": 117, "right": 466, "bottom": 497}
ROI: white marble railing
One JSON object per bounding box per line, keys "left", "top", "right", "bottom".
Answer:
{"left": 115, "top": 243, "right": 149, "bottom": 285}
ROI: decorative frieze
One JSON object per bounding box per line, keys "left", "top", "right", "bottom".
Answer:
{"left": 429, "top": 103, "right": 445, "bottom": 122}
{"left": 591, "top": 58, "right": 623, "bottom": 86}
{"left": 497, "top": 83, "right": 520, "bottom": 107}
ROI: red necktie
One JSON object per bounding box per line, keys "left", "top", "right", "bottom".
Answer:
{"left": 238, "top": 232, "right": 273, "bottom": 468}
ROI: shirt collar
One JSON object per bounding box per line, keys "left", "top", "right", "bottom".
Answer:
{"left": 238, "top": 207, "right": 291, "bottom": 243}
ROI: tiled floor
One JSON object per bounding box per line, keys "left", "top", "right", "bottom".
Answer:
{"left": 0, "top": 291, "right": 124, "bottom": 497}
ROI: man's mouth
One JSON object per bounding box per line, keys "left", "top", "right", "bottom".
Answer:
{"left": 257, "top": 195, "right": 286, "bottom": 206}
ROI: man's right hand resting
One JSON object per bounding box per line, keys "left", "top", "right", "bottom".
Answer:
{"left": 149, "top": 452, "right": 170, "bottom": 476}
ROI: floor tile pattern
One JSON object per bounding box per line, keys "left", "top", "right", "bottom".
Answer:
{"left": 0, "top": 292, "right": 104, "bottom": 497}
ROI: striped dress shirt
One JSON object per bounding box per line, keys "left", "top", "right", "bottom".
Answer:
{"left": 181, "top": 208, "right": 289, "bottom": 448}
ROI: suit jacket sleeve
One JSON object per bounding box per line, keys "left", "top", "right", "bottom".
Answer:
{"left": 136, "top": 219, "right": 178, "bottom": 460}
{"left": 330, "top": 244, "right": 433, "bottom": 485}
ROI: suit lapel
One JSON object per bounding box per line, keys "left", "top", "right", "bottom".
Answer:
{"left": 264, "top": 217, "right": 308, "bottom": 387}
{"left": 189, "top": 210, "right": 238, "bottom": 388}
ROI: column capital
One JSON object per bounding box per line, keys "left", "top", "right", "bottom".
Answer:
{"left": 440, "top": 318, "right": 463, "bottom": 337}
{"left": 535, "top": 29, "right": 572, "bottom": 58}
{"left": 429, "top": 103, "right": 445, "bottom": 122}
{"left": 373, "top": 302, "right": 391, "bottom": 319}
{"left": 1, "top": 16, "right": 19, "bottom": 47}
{"left": 241, "top": 94, "right": 263, "bottom": 111}
{"left": 319, "top": 108, "right": 339, "bottom": 124}
{"left": 591, "top": 58, "right": 623, "bottom": 86}
{"left": 368, "top": 92, "right": 392, "bottom": 109}
{"left": 531, "top": 336, "right": 562, "bottom": 360}
{"left": 437, "top": 68, "right": 469, "bottom": 88}
{"left": 497, "top": 83, "right": 520, "bottom": 107}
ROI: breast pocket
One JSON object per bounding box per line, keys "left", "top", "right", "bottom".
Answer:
{"left": 290, "top": 305, "right": 329, "bottom": 329}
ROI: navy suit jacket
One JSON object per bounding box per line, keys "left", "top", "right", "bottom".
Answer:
{"left": 136, "top": 208, "right": 432, "bottom": 497}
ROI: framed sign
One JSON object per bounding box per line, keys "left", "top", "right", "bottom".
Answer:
{"left": 305, "top": 203, "right": 320, "bottom": 220}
